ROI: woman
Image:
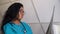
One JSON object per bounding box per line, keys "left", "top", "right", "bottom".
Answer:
{"left": 1, "top": 3, "right": 33, "bottom": 34}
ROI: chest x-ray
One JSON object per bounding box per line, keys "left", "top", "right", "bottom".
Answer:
{"left": 0, "top": 0, "right": 60, "bottom": 34}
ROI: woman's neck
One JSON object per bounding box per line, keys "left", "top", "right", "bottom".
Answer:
{"left": 12, "top": 20, "right": 20, "bottom": 25}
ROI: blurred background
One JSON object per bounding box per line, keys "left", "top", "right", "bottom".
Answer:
{"left": 0, "top": 0, "right": 60, "bottom": 34}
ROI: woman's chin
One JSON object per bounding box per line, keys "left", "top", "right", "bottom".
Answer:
{"left": 19, "top": 18, "right": 23, "bottom": 19}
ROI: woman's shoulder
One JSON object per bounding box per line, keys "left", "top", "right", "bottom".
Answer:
{"left": 21, "top": 21, "right": 29, "bottom": 25}
{"left": 3, "top": 22, "right": 12, "bottom": 29}
{"left": 21, "top": 21, "right": 31, "bottom": 28}
{"left": 21, "top": 21, "right": 33, "bottom": 34}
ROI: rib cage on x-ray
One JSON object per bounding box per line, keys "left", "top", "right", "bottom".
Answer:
{"left": 46, "top": 5, "right": 55, "bottom": 34}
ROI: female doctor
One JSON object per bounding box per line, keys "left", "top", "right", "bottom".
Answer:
{"left": 1, "top": 3, "right": 33, "bottom": 34}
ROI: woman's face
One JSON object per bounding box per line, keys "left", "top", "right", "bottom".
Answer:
{"left": 18, "top": 7, "right": 24, "bottom": 20}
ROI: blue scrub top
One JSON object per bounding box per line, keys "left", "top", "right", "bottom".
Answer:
{"left": 3, "top": 21, "right": 33, "bottom": 34}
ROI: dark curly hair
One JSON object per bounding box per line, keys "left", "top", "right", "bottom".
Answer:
{"left": 1, "top": 3, "right": 23, "bottom": 33}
